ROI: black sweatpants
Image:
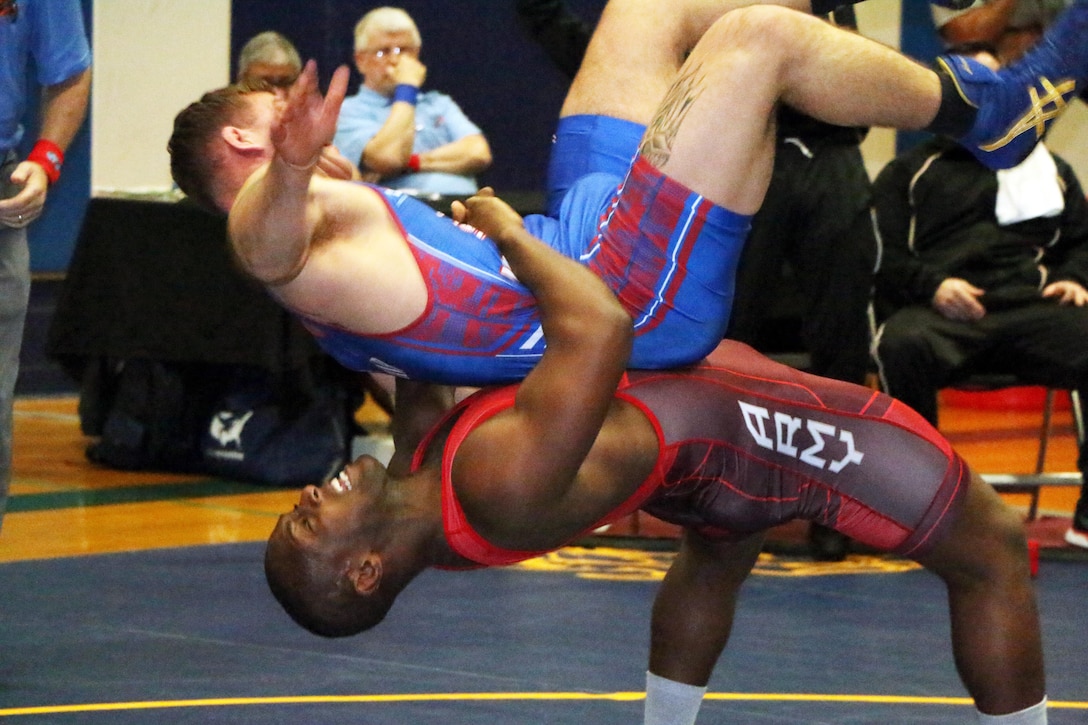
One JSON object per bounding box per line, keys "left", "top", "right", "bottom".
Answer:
{"left": 727, "top": 135, "right": 877, "bottom": 386}
{"left": 874, "top": 299, "right": 1088, "bottom": 479}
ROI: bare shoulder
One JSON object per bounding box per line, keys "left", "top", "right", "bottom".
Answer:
{"left": 266, "top": 178, "right": 428, "bottom": 332}
{"left": 449, "top": 400, "right": 658, "bottom": 553}
{"left": 309, "top": 175, "right": 386, "bottom": 220}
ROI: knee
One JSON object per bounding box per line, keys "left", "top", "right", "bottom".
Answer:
{"left": 698, "top": 6, "right": 804, "bottom": 60}
{"left": 971, "top": 507, "right": 1031, "bottom": 587}
{"left": 875, "top": 319, "right": 932, "bottom": 362}
{"left": 716, "top": 6, "right": 821, "bottom": 42}
{"left": 925, "top": 487, "right": 1030, "bottom": 588}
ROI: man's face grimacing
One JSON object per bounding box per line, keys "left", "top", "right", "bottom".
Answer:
{"left": 272, "top": 455, "right": 390, "bottom": 556}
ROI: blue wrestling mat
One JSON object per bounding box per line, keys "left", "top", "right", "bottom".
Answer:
{"left": 1, "top": 543, "right": 1085, "bottom": 724}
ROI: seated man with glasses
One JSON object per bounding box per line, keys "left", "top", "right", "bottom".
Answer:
{"left": 333, "top": 6, "right": 492, "bottom": 195}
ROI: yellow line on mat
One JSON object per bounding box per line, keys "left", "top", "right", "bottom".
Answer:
{"left": 2, "top": 692, "right": 1086, "bottom": 716}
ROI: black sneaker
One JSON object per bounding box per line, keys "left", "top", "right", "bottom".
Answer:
{"left": 1064, "top": 503, "right": 1088, "bottom": 550}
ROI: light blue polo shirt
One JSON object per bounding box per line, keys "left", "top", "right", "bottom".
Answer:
{"left": 0, "top": 0, "right": 92, "bottom": 153}
{"left": 334, "top": 86, "right": 483, "bottom": 196}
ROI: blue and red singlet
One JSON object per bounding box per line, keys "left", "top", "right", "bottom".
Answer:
{"left": 298, "top": 115, "right": 752, "bottom": 386}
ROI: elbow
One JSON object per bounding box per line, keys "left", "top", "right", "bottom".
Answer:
{"left": 476, "top": 146, "right": 493, "bottom": 172}
{"left": 364, "top": 156, "right": 405, "bottom": 177}
{"left": 580, "top": 272, "right": 634, "bottom": 360}
{"left": 579, "top": 304, "right": 633, "bottom": 380}
{"left": 363, "top": 147, "right": 408, "bottom": 176}
{"left": 556, "top": 291, "right": 632, "bottom": 366}
{"left": 467, "top": 136, "right": 493, "bottom": 173}
{"left": 598, "top": 299, "right": 635, "bottom": 362}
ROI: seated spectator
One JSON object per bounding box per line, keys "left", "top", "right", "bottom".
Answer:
{"left": 237, "top": 31, "right": 302, "bottom": 89}
{"left": 333, "top": 7, "right": 492, "bottom": 196}
{"left": 871, "top": 44, "right": 1088, "bottom": 550}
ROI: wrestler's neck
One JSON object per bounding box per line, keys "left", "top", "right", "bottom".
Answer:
{"left": 388, "top": 467, "right": 469, "bottom": 569}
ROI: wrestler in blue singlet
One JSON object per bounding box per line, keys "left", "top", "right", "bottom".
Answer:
{"left": 300, "top": 115, "right": 752, "bottom": 386}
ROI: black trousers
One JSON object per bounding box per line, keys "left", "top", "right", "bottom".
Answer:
{"left": 874, "top": 300, "right": 1088, "bottom": 478}
{"left": 727, "top": 136, "right": 877, "bottom": 386}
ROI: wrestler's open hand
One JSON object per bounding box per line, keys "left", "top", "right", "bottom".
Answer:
{"left": 273, "top": 60, "right": 350, "bottom": 170}
{"left": 450, "top": 187, "right": 524, "bottom": 241}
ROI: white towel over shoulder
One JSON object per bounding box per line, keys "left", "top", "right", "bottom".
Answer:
{"left": 995, "top": 142, "right": 1065, "bottom": 226}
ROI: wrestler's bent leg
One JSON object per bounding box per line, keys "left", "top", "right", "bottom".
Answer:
{"left": 559, "top": 0, "right": 812, "bottom": 125}
{"left": 913, "top": 472, "right": 1045, "bottom": 717}
{"left": 648, "top": 530, "right": 765, "bottom": 687}
{"left": 646, "top": 7, "right": 939, "bottom": 216}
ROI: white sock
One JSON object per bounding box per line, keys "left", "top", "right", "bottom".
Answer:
{"left": 977, "top": 697, "right": 1047, "bottom": 725}
{"left": 644, "top": 670, "right": 706, "bottom": 725}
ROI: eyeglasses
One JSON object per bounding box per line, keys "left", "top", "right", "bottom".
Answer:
{"left": 364, "top": 46, "right": 419, "bottom": 60}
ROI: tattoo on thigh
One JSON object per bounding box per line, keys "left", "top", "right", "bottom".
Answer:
{"left": 639, "top": 63, "right": 706, "bottom": 168}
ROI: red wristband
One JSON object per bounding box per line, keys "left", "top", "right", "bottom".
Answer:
{"left": 27, "top": 139, "right": 64, "bottom": 185}
{"left": 407, "top": 153, "right": 421, "bottom": 173}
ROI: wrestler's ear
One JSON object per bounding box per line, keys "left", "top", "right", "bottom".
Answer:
{"left": 346, "top": 553, "right": 383, "bottom": 596}
{"left": 221, "top": 125, "right": 262, "bottom": 153}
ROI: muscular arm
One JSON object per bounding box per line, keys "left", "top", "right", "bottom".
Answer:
{"left": 0, "top": 67, "right": 91, "bottom": 224}
{"left": 229, "top": 62, "right": 350, "bottom": 285}
{"left": 230, "top": 156, "right": 321, "bottom": 285}
{"left": 449, "top": 192, "right": 634, "bottom": 544}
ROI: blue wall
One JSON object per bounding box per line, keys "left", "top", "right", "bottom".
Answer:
{"left": 898, "top": 1, "right": 943, "bottom": 154}
{"left": 231, "top": 0, "right": 606, "bottom": 192}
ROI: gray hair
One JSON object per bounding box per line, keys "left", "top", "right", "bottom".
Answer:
{"left": 237, "top": 31, "right": 302, "bottom": 78}
{"left": 354, "top": 7, "right": 421, "bottom": 52}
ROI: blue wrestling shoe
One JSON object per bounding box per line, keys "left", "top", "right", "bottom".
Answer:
{"left": 940, "top": 0, "right": 1087, "bottom": 170}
